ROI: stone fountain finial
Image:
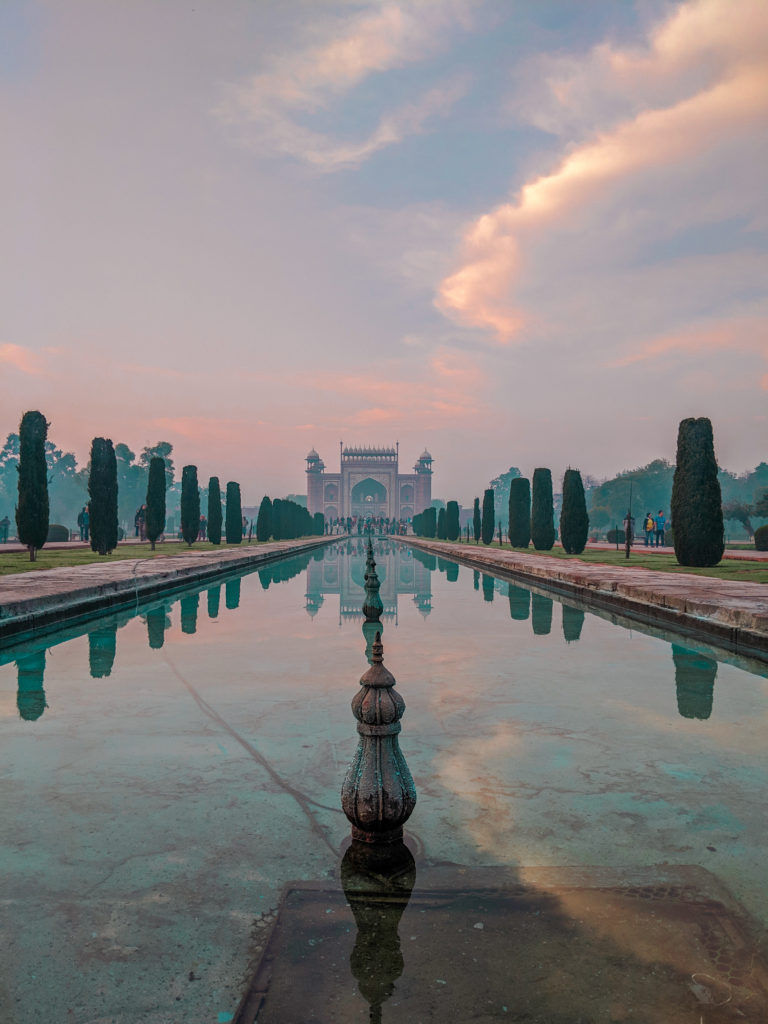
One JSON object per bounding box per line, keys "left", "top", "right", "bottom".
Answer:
{"left": 341, "top": 632, "right": 416, "bottom": 844}
{"left": 362, "top": 538, "right": 384, "bottom": 624}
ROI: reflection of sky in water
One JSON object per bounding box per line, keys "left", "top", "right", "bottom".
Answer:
{"left": 0, "top": 540, "right": 766, "bottom": 1016}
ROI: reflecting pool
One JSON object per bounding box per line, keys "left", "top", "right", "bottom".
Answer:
{"left": 1, "top": 539, "right": 766, "bottom": 1022}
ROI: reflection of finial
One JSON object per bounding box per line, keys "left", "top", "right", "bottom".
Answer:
{"left": 341, "top": 634, "right": 416, "bottom": 843}
{"left": 362, "top": 539, "right": 384, "bottom": 622}
{"left": 371, "top": 631, "right": 383, "bottom": 663}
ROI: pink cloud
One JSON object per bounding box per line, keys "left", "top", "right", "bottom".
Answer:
{"left": 608, "top": 317, "right": 768, "bottom": 368}
{"left": 437, "top": 0, "right": 768, "bottom": 341}
{"left": 0, "top": 344, "right": 45, "bottom": 375}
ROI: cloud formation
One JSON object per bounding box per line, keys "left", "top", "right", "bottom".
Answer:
{"left": 438, "top": 0, "right": 768, "bottom": 346}
{"left": 218, "top": 0, "right": 476, "bottom": 170}
{"left": 0, "top": 344, "right": 44, "bottom": 375}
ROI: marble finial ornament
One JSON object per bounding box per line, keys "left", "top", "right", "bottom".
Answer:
{"left": 341, "top": 633, "right": 416, "bottom": 844}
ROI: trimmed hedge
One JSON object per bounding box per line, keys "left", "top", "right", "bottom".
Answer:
{"left": 531, "top": 468, "right": 555, "bottom": 551}
{"left": 671, "top": 417, "right": 724, "bottom": 566}
{"left": 508, "top": 477, "right": 530, "bottom": 548}
{"left": 755, "top": 524, "right": 768, "bottom": 551}
{"left": 46, "top": 524, "right": 69, "bottom": 542}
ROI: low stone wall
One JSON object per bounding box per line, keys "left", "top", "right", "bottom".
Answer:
{"left": 0, "top": 537, "right": 335, "bottom": 642}
{"left": 403, "top": 538, "right": 768, "bottom": 660}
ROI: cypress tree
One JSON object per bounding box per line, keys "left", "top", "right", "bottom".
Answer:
{"left": 181, "top": 465, "right": 200, "bottom": 546}
{"left": 508, "top": 477, "right": 531, "bottom": 548}
{"left": 16, "top": 410, "right": 50, "bottom": 561}
{"left": 225, "top": 481, "right": 242, "bottom": 543}
{"left": 473, "top": 498, "right": 481, "bottom": 543}
{"left": 272, "top": 498, "right": 282, "bottom": 540}
{"left": 256, "top": 495, "right": 273, "bottom": 541}
{"left": 671, "top": 417, "right": 724, "bottom": 566}
{"left": 207, "top": 476, "right": 222, "bottom": 545}
{"left": 437, "top": 507, "right": 447, "bottom": 539}
{"left": 89, "top": 437, "right": 118, "bottom": 555}
{"left": 145, "top": 456, "right": 166, "bottom": 551}
{"left": 313, "top": 512, "right": 325, "bottom": 535}
{"left": 559, "top": 468, "right": 589, "bottom": 555}
{"left": 481, "top": 488, "right": 494, "bottom": 545}
{"left": 531, "top": 468, "right": 555, "bottom": 551}
{"left": 423, "top": 506, "right": 437, "bottom": 538}
{"left": 412, "top": 512, "right": 422, "bottom": 536}
{"left": 446, "top": 500, "right": 460, "bottom": 541}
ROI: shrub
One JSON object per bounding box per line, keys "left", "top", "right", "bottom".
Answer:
{"left": 46, "top": 524, "right": 69, "bottom": 542}
{"left": 755, "top": 525, "right": 768, "bottom": 551}
{"left": 16, "top": 410, "right": 49, "bottom": 561}
{"left": 181, "top": 466, "right": 200, "bottom": 546}
{"left": 225, "top": 481, "right": 242, "bottom": 543}
{"left": 207, "top": 477, "right": 222, "bottom": 545}
{"left": 671, "top": 417, "right": 724, "bottom": 566}
{"left": 481, "top": 489, "right": 495, "bottom": 545}
{"left": 606, "top": 528, "right": 626, "bottom": 544}
{"left": 559, "top": 468, "right": 589, "bottom": 554}
{"left": 446, "top": 500, "right": 460, "bottom": 541}
{"left": 146, "top": 457, "right": 166, "bottom": 550}
{"left": 89, "top": 437, "right": 118, "bottom": 555}
{"left": 508, "top": 477, "right": 530, "bottom": 548}
{"left": 531, "top": 468, "right": 555, "bottom": 551}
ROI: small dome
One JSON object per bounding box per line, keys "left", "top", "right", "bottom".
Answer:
{"left": 419, "top": 449, "right": 432, "bottom": 460}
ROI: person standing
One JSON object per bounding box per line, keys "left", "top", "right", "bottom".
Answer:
{"left": 0, "top": 515, "right": 9, "bottom": 543}
{"left": 655, "top": 509, "right": 666, "bottom": 547}
{"left": 82, "top": 505, "right": 90, "bottom": 542}
{"left": 643, "top": 512, "right": 654, "bottom": 547}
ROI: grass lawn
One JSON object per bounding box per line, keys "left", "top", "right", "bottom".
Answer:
{"left": 445, "top": 540, "right": 768, "bottom": 584}
{"left": 0, "top": 540, "right": 267, "bottom": 576}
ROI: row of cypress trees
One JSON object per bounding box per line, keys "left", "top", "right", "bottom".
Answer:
{"left": 253, "top": 495, "right": 325, "bottom": 542}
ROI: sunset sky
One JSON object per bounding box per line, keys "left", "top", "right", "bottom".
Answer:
{"left": 2, "top": 0, "right": 766, "bottom": 504}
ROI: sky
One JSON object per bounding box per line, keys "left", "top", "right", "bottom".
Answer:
{"left": 1, "top": 0, "right": 766, "bottom": 504}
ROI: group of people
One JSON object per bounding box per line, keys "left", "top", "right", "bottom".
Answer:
{"left": 325, "top": 515, "right": 409, "bottom": 536}
{"left": 643, "top": 510, "right": 667, "bottom": 546}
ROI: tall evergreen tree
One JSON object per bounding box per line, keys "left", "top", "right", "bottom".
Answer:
{"left": 559, "top": 468, "right": 589, "bottom": 554}
{"left": 180, "top": 465, "right": 200, "bottom": 546}
{"left": 89, "top": 437, "right": 118, "bottom": 555}
{"left": 481, "top": 488, "right": 495, "bottom": 545}
{"left": 508, "top": 477, "right": 530, "bottom": 548}
{"left": 145, "top": 456, "right": 166, "bottom": 551}
{"left": 313, "top": 512, "right": 325, "bottom": 535}
{"left": 16, "top": 410, "right": 49, "bottom": 561}
{"left": 671, "top": 417, "right": 724, "bottom": 566}
{"left": 472, "top": 498, "right": 481, "bottom": 543}
{"left": 423, "top": 506, "right": 437, "bottom": 538}
{"left": 437, "top": 507, "right": 447, "bottom": 539}
{"left": 531, "top": 468, "right": 555, "bottom": 551}
{"left": 446, "top": 500, "right": 460, "bottom": 541}
{"left": 271, "top": 498, "right": 283, "bottom": 540}
{"left": 207, "top": 476, "right": 222, "bottom": 545}
{"left": 256, "top": 495, "right": 273, "bottom": 541}
{"left": 225, "top": 481, "right": 242, "bottom": 544}
{"left": 412, "top": 512, "right": 422, "bottom": 536}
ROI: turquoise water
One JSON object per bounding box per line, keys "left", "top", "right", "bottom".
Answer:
{"left": 0, "top": 539, "right": 766, "bottom": 1022}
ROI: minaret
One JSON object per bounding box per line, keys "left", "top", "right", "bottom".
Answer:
{"left": 305, "top": 448, "right": 325, "bottom": 516}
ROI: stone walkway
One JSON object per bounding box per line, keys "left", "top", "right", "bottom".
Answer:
{"left": 406, "top": 539, "right": 768, "bottom": 657}
{"left": 0, "top": 538, "right": 331, "bottom": 641}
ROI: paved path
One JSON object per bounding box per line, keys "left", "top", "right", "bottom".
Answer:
{"left": 585, "top": 541, "right": 768, "bottom": 561}
{"left": 406, "top": 539, "right": 768, "bottom": 657}
{"left": 0, "top": 538, "right": 331, "bottom": 641}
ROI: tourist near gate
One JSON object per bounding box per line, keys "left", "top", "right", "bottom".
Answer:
{"left": 306, "top": 444, "right": 432, "bottom": 524}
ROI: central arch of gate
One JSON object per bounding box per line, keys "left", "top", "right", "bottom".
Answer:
{"left": 350, "top": 476, "right": 388, "bottom": 517}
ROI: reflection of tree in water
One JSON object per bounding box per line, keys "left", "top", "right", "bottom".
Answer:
{"left": 446, "top": 562, "right": 459, "bottom": 583}
{"left": 88, "top": 625, "right": 117, "bottom": 677}
{"left": 562, "top": 605, "right": 585, "bottom": 644}
{"left": 672, "top": 644, "right": 717, "bottom": 720}
{"left": 531, "top": 593, "right": 553, "bottom": 636}
{"left": 17, "top": 650, "right": 47, "bottom": 721}
{"left": 146, "top": 605, "right": 169, "bottom": 649}
{"left": 180, "top": 593, "right": 199, "bottom": 635}
{"left": 482, "top": 574, "right": 495, "bottom": 602}
{"left": 225, "top": 578, "right": 241, "bottom": 610}
{"left": 473, "top": 570, "right": 479, "bottom": 591}
{"left": 259, "top": 552, "right": 313, "bottom": 590}
{"left": 340, "top": 841, "right": 415, "bottom": 1023}
{"left": 207, "top": 584, "right": 221, "bottom": 619}
{"left": 508, "top": 584, "right": 530, "bottom": 621}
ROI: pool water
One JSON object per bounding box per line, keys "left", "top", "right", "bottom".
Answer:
{"left": 0, "top": 539, "right": 766, "bottom": 1022}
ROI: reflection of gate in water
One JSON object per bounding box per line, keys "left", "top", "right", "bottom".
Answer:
{"left": 305, "top": 540, "right": 431, "bottom": 623}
